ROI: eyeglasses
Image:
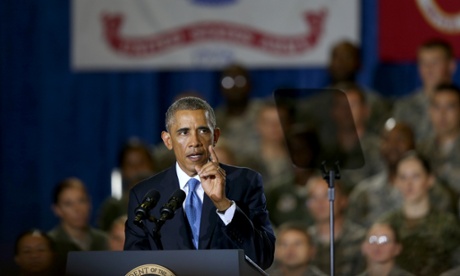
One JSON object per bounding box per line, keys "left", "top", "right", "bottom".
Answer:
{"left": 221, "top": 75, "right": 247, "bottom": 89}
{"left": 368, "top": 235, "right": 392, "bottom": 245}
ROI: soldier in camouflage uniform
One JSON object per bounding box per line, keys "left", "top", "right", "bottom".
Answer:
{"left": 266, "top": 167, "right": 315, "bottom": 228}
{"left": 358, "top": 222, "right": 413, "bottom": 276}
{"left": 214, "top": 64, "right": 263, "bottom": 163}
{"left": 379, "top": 152, "right": 460, "bottom": 276}
{"left": 331, "top": 83, "right": 385, "bottom": 192}
{"left": 393, "top": 39, "right": 457, "bottom": 142}
{"left": 327, "top": 40, "right": 392, "bottom": 135}
{"left": 266, "top": 221, "right": 327, "bottom": 276}
{"left": 348, "top": 122, "right": 455, "bottom": 228}
{"left": 306, "top": 175, "right": 366, "bottom": 276}
{"left": 418, "top": 84, "right": 460, "bottom": 208}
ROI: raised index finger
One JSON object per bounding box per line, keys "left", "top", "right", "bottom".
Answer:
{"left": 209, "top": 144, "right": 219, "bottom": 164}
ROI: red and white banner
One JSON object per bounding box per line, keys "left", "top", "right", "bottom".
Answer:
{"left": 72, "top": 0, "right": 359, "bottom": 70}
{"left": 379, "top": 0, "right": 460, "bottom": 62}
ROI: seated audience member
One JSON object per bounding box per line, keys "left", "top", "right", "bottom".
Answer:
{"left": 306, "top": 175, "right": 366, "bottom": 275}
{"left": 419, "top": 83, "right": 460, "bottom": 201}
{"left": 348, "top": 122, "right": 455, "bottom": 227}
{"left": 108, "top": 215, "right": 127, "bottom": 251}
{"left": 214, "top": 63, "right": 263, "bottom": 162}
{"left": 331, "top": 83, "right": 384, "bottom": 191}
{"left": 49, "top": 177, "right": 108, "bottom": 270}
{"left": 267, "top": 222, "right": 326, "bottom": 276}
{"left": 379, "top": 152, "right": 460, "bottom": 276}
{"left": 358, "top": 223, "right": 413, "bottom": 276}
{"left": 98, "top": 139, "right": 157, "bottom": 231}
{"left": 14, "top": 229, "right": 58, "bottom": 276}
{"left": 326, "top": 40, "right": 391, "bottom": 134}
{"left": 248, "top": 100, "right": 294, "bottom": 190}
{"left": 266, "top": 125, "right": 321, "bottom": 227}
{"left": 393, "top": 39, "right": 457, "bottom": 142}
{"left": 266, "top": 167, "right": 314, "bottom": 228}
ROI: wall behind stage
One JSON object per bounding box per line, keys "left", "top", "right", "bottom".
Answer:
{"left": 1, "top": 0, "right": 459, "bottom": 269}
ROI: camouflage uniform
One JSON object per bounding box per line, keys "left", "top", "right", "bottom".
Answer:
{"left": 347, "top": 170, "right": 403, "bottom": 228}
{"left": 214, "top": 99, "right": 263, "bottom": 164}
{"left": 308, "top": 221, "right": 366, "bottom": 276}
{"left": 393, "top": 90, "right": 432, "bottom": 142}
{"left": 380, "top": 208, "right": 460, "bottom": 276}
{"left": 266, "top": 177, "right": 313, "bottom": 228}
{"left": 418, "top": 134, "right": 460, "bottom": 196}
{"left": 266, "top": 264, "right": 327, "bottom": 276}
{"left": 357, "top": 265, "right": 414, "bottom": 276}
{"left": 246, "top": 146, "right": 295, "bottom": 191}
{"left": 363, "top": 88, "right": 393, "bottom": 136}
{"left": 347, "top": 170, "right": 456, "bottom": 228}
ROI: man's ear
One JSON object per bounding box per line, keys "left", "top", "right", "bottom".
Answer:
{"left": 213, "top": 128, "right": 221, "bottom": 146}
{"left": 161, "top": 131, "right": 173, "bottom": 150}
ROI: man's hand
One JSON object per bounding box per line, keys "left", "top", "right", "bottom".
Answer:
{"left": 195, "top": 145, "right": 232, "bottom": 212}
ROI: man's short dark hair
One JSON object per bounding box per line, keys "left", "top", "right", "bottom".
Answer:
{"left": 276, "top": 221, "right": 312, "bottom": 245}
{"left": 165, "top": 97, "right": 216, "bottom": 132}
{"left": 117, "top": 138, "right": 156, "bottom": 170}
{"left": 433, "top": 83, "right": 460, "bottom": 104}
{"left": 52, "top": 177, "right": 87, "bottom": 205}
{"left": 418, "top": 39, "right": 454, "bottom": 60}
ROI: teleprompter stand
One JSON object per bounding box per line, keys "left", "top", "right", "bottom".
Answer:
{"left": 274, "top": 88, "right": 364, "bottom": 276}
{"left": 321, "top": 161, "right": 341, "bottom": 276}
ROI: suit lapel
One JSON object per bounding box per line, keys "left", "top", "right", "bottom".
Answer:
{"left": 199, "top": 194, "right": 216, "bottom": 249}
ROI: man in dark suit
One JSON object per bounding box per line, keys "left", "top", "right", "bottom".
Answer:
{"left": 124, "top": 96, "right": 275, "bottom": 269}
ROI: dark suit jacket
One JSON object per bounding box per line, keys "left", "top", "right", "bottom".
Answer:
{"left": 124, "top": 163, "right": 275, "bottom": 269}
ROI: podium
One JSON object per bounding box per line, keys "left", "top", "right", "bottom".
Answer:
{"left": 66, "top": 249, "right": 267, "bottom": 276}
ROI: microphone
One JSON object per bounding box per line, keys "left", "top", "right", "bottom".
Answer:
{"left": 134, "top": 189, "right": 161, "bottom": 227}
{"left": 160, "top": 189, "right": 186, "bottom": 221}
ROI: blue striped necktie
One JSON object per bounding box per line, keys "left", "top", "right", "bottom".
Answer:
{"left": 185, "top": 178, "right": 202, "bottom": 249}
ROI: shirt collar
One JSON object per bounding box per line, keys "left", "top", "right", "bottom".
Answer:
{"left": 176, "top": 162, "right": 200, "bottom": 190}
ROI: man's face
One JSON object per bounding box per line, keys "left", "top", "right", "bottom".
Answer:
{"left": 380, "top": 126, "right": 414, "bottom": 167}
{"left": 430, "top": 90, "right": 460, "bottom": 137}
{"left": 328, "top": 43, "right": 360, "bottom": 82}
{"left": 220, "top": 67, "right": 250, "bottom": 102}
{"left": 53, "top": 186, "right": 91, "bottom": 229}
{"left": 162, "top": 109, "right": 219, "bottom": 176}
{"left": 275, "top": 230, "right": 312, "bottom": 269}
{"left": 418, "top": 48, "right": 454, "bottom": 91}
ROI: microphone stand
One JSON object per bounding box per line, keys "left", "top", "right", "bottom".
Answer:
{"left": 321, "top": 161, "right": 341, "bottom": 276}
{"left": 136, "top": 216, "right": 164, "bottom": 250}
{"left": 147, "top": 214, "right": 175, "bottom": 250}
{"left": 148, "top": 216, "right": 164, "bottom": 250}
